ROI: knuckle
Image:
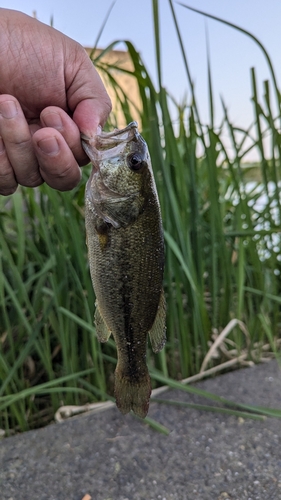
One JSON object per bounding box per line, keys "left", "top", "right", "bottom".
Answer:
{"left": 43, "top": 162, "right": 81, "bottom": 191}
{"left": 56, "top": 162, "right": 81, "bottom": 184}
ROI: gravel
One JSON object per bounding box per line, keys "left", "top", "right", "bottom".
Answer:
{"left": 1, "top": 360, "right": 281, "bottom": 500}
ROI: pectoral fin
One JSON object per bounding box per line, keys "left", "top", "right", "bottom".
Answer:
{"left": 149, "top": 289, "right": 166, "bottom": 353}
{"left": 95, "top": 302, "right": 111, "bottom": 342}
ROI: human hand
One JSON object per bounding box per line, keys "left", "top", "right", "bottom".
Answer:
{"left": 0, "top": 9, "right": 111, "bottom": 195}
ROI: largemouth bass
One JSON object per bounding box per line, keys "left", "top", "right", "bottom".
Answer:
{"left": 82, "top": 121, "right": 166, "bottom": 418}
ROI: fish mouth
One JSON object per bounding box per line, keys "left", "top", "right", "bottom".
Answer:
{"left": 81, "top": 121, "right": 141, "bottom": 162}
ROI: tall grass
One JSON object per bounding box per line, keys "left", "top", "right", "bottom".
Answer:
{"left": 1, "top": 0, "right": 281, "bottom": 434}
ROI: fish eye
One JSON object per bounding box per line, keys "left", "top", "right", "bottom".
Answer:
{"left": 127, "top": 153, "right": 145, "bottom": 171}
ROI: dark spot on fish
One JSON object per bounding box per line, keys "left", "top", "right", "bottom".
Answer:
{"left": 96, "top": 221, "right": 110, "bottom": 250}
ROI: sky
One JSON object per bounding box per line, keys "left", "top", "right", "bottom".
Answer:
{"left": 1, "top": 0, "right": 281, "bottom": 137}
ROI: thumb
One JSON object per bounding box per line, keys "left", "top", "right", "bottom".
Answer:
{"left": 73, "top": 96, "right": 110, "bottom": 137}
{"left": 66, "top": 46, "right": 112, "bottom": 136}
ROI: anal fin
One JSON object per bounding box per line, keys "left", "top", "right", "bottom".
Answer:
{"left": 95, "top": 302, "right": 111, "bottom": 342}
{"left": 149, "top": 289, "right": 166, "bottom": 353}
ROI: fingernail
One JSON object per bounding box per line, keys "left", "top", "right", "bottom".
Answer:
{"left": 37, "top": 137, "right": 60, "bottom": 155}
{"left": 0, "top": 100, "right": 18, "bottom": 119}
{"left": 42, "top": 112, "right": 63, "bottom": 131}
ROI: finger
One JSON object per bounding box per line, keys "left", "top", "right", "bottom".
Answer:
{"left": 0, "top": 136, "right": 18, "bottom": 196}
{"left": 32, "top": 127, "right": 81, "bottom": 191}
{"left": 40, "top": 107, "right": 89, "bottom": 165}
{"left": 0, "top": 95, "right": 43, "bottom": 187}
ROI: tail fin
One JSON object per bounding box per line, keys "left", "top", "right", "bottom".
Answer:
{"left": 114, "top": 367, "right": 151, "bottom": 418}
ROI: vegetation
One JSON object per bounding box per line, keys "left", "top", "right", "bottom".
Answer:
{"left": 1, "top": 0, "right": 281, "bottom": 434}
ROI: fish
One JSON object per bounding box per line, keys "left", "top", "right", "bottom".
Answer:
{"left": 82, "top": 121, "right": 166, "bottom": 418}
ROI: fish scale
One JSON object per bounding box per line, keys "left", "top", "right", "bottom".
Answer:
{"left": 82, "top": 122, "right": 166, "bottom": 418}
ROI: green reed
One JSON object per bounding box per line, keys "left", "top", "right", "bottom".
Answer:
{"left": 1, "top": 0, "right": 281, "bottom": 433}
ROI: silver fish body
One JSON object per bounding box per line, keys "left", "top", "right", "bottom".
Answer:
{"left": 82, "top": 122, "right": 166, "bottom": 418}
